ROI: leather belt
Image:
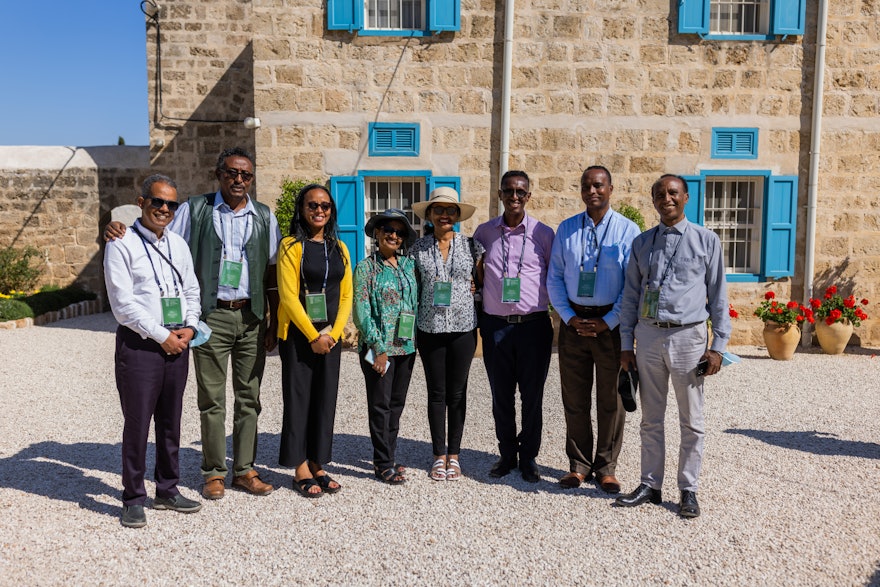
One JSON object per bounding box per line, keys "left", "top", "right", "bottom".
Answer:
{"left": 217, "top": 299, "right": 250, "bottom": 310}
{"left": 651, "top": 321, "right": 702, "bottom": 329}
{"left": 570, "top": 302, "right": 614, "bottom": 318}
{"left": 488, "top": 311, "right": 547, "bottom": 324}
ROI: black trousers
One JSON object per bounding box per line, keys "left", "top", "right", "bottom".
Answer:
{"left": 479, "top": 314, "right": 553, "bottom": 462}
{"left": 115, "top": 325, "right": 189, "bottom": 506}
{"left": 360, "top": 351, "right": 416, "bottom": 471}
{"left": 417, "top": 329, "right": 477, "bottom": 456}
{"left": 278, "top": 326, "right": 341, "bottom": 467}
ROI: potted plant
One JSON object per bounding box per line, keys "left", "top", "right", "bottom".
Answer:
{"left": 754, "top": 291, "right": 814, "bottom": 360}
{"left": 808, "top": 285, "right": 870, "bottom": 355}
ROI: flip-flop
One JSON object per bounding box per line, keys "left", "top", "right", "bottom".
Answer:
{"left": 293, "top": 477, "right": 323, "bottom": 498}
{"left": 314, "top": 473, "right": 341, "bottom": 494}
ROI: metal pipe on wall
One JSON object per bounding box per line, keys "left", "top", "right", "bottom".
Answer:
{"left": 497, "top": 0, "right": 515, "bottom": 214}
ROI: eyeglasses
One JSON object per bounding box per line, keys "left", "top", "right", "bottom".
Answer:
{"left": 430, "top": 205, "right": 460, "bottom": 217}
{"left": 306, "top": 201, "right": 332, "bottom": 212}
{"left": 220, "top": 167, "right": 254, "bottom": 182}
{"left": 380, "top": 226, "right": 408, "bottom": 238}
{"left": 146, "top": 196, "right": 180, "bottom": 212}
{"left": 501, "top": 188, "right": 529, "bottom": 199}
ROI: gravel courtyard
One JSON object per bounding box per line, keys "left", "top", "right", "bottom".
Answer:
{"left": 1, "top": 312, "right": 878, "bottom": 586}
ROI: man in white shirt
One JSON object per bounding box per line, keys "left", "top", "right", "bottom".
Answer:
{"left": 104, "top": 174, "right": 203, "bottom": 528}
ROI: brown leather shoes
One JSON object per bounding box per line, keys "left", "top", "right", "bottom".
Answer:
{"left": 597, "top": 474, "right": 621, "bottom": 494}
{"left": 559, "top": 472, "right": 586, "bottom": 488}
{"left": 202, "top": 476, "right": 225, "bottom": 500}
{"left": 232, "top": 469, "right": 274, "bottom": 496}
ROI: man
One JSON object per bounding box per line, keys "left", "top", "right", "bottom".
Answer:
{"left": 473, "top": 170, "right": 555, "bottom": 483}
{"left": 547, "top": 166, "right": 641, "bottom": 493}
{"left": 107, "top": 148, "right": 281, "bottom": 500}
{"left": 104, "top": 174, "right": 203, "bottom": 528}
{"left": 615, "top": 174, "right": 730, "bottom": 518}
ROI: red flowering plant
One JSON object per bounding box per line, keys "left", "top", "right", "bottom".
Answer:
{"left": 809, "top": 285, "right": 870, "bottom": 327}
{"left": 754, "top": 290, "right": 815, "bottom": 325}
{"left": 728, "top": 304, "right": 739, "bottom": 319}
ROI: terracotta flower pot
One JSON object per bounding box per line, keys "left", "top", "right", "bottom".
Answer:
{"left": 762, "top": 321, "right": 800, "bottom": 360}
{"left": 815, "top": 319, "right": 853, "bottom": 355}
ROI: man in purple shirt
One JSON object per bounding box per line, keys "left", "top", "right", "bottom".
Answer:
{"left": 473, "top": 170, "right": 555, "bottom": 483}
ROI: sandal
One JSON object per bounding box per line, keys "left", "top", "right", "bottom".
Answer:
{"left": 394, "top": 464, "right": 406, "bottom": 474}
{"left": 430, "top": 458, "right": 447, "bottom": 481}
{"left": 314, "top": 473, "right": 341, "bottom": 494}
{"left": 446, "top": 458, "right": 462, "bottom": 481}
{"left": 293, "top": 477, "right": 323, "bottom": 499}
{"left": 375, "top": 467, "right": 406, "bottom": 485}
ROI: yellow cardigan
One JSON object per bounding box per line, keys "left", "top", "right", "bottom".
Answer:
{"left": 276, "top": 237, "right": 353, "bottom": 343}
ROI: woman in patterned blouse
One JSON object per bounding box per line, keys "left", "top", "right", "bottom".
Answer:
{"left": 353, "top": 209, "right": 419, "bottom": 485}
{"left": 409, "top": 187, "right": 484, "bottom": 482}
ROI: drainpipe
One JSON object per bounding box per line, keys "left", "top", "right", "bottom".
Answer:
{"left": 802, "top": 0, "right": 828, "bottom": 346}
{"left": 498, "top": 0, "right": 515, "bottom": 215}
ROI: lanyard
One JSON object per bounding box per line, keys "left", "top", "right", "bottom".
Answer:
{"left": 302, "top": 239, "right": 330, "bottom": 294}
{"left": 373, "top": 253, "right": 412, "bottom": 302}
{"left": 646, "top": 224, "right": 686, "bottom": 289}
{"left": 581, "top": 212, "right": 611, "bottom": 272}
{"left": 431, "top": 234, "right": 456, "bottom": 280}
{"left": 500, "top": 217, "right": 528, "bottom": 278}
{"left": 132, "top": 225, "right": 180, "bottom": 297}
{"left": 219, "top": 210, "right": 251, "bottom": 262}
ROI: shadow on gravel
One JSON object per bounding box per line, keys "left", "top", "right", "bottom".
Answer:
{"left": 725, "top": 429, "right": 880, "bottom": 459}
{"left": 42, "top": 312, "right": 117, "bottom": 333}
{"left": 0, "top": 440, "right": 204, "bottom": 516}
{"left": 866, "top": 562, "right": 880, "bottom": 587}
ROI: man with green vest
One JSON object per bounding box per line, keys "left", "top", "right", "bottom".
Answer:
{"left": 106, "top": 147, "right": 281, "bottom": 500}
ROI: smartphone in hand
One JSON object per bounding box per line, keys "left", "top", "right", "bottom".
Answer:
{"left": 696, "top": 359, "right": 709, "bottom": 377}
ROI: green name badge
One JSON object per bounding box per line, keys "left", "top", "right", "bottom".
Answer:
{"left": 641, "top": 287, "right": 660, "bottom": 319}
{"left": 577, "top": 270, "right": 597, "bottom": 298}
{"left": 305, "top": 292, "right": 328, "bottom": 322}
{"left": 397, "top": 312, "right": 415, "bottom": 340}
{"left": 161, "top": 297, "right": 183, "bottom": 325}
{"left": 433, "top": 281, "right": 452, "bottom": 307}
{"left": 219, "top": 259, "right": 243, "bottom": 288}
{"left": 501, "top": 277, "right": 521, "bottom": 303}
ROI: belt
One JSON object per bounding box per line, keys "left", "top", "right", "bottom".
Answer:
{"left": 570, "top": 302, "right": 614, "bottom": 318}
{"left": 651, "top": 321, "right": 703, "bottom": 329}
{"left": 488, "top": 311, "right": 547, "bottom": 324}
{"left": 217, "top": 299, "right": 250, "bottom": 310}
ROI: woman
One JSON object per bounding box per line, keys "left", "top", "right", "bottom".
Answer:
{"left": 277, "top": 184, "right": 353, "bottom": 498}
{"left": 409, "top": 187, "right": 483, "bottom": 481}
{"left": 353, "top": 209, "right": 419, "bottom": 485}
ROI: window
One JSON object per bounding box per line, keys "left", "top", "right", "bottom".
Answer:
{"left": 328, "top": 0, "right": 459, "bottom": 36}
{"left": 369, "top": 123, "right": 420, "bottom": 157}
{"left": 678, "top": 0, "right": 806, "bottom": 38}
{"left": 365, "top": 176, "right": 424, "bottom": 254}
{"left": 684, "top": 171, "right": 797, "bottom": 281}
{"left": 712, "top": 128, "right": 758, "bottom": 159}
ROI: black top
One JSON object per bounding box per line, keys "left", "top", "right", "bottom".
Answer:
{"left": 299, "top": 239, "right": 346, "bottom": 328}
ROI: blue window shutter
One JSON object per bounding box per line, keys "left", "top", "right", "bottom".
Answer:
{"left": 682, "top": 175, "right": 705, "bottom": 225}
{"left": 763, "top": 175, "right": 798, "bottom": 278}
{"left": 327, "top": 0, "right": 362, "bottom": 32}
{"left": 427, "top": 0, "right": 460, "bottom": 32}
{"left": 368, "top": 123, "right": 420, "bottom": 157}
{"left": 712, "top": 128, "right": 758, "bottom": 159}
{"left": 330, "top": 176, "right": 365, "bottom": 263}
{"left": 771, "top": 0, "right": 806, "bottom": 35}
{"left": 678, "top": 0, "right": 709, "bottom": 35}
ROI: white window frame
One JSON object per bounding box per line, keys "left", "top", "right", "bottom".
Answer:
{"left": 365, "top": 0, "right": 425, "bottom": 31}
{"left": 704, "top": 175, "right": 764, "bottom": 275}
{"left": 709, "top": 0, "right": 770, "bottom": 35}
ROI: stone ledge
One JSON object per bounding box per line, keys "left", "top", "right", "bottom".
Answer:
{"left": 0, "top": 299, "right": 103, "bottom": 330}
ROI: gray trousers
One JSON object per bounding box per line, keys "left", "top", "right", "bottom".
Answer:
{"left": 634, "top": 321, "right": 707, "bottom": 492}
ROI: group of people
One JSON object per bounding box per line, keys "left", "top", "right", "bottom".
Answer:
{"left": 103, "top": 146, "right": 730, "bottom": 529}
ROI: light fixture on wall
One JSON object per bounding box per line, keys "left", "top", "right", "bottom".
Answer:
{"left": 243, "top": 117, "right": 261, "bottom": 130}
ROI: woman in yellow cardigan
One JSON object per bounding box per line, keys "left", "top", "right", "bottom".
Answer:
{"left": 277, "top": 184, "right": 353, "bottom": 498}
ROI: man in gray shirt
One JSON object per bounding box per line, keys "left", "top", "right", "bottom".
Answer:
{"left": 615, "top": 174, "right": 730, "bottom": 519}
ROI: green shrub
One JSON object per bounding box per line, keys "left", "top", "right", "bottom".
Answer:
{"left": 0, "top": 246, "right": 44, "bottom": 294}
{"left": 276, "top": 178, "right": 325, "bottom": 238}
{"left": 616, "top": 204, "right": 647, "bottom": 232}
{"left": 21, "top": 286, "right": 97, "bottom": 317}
{"left": 0, "top": 299, "right": 34, "bottom": 321}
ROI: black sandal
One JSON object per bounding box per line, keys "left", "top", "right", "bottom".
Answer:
{"left": 375, "top": 467, "right": 406, "bottom": 485}
{"left": 293, "top": 477, "right": 323, "bottom": 498}
{"left": 314, "top": 473, "right": 341, "bottom": 494}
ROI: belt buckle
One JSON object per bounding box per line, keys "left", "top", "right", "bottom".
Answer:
{"left": 506, "top": 315, "right": 523, "bottom": 324}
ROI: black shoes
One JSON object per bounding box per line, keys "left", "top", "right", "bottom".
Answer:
{"left": 154, "top": 493, "right": 203, "bottom": 513}
{"left": 489, "top": 457, "right": 518, "bottom": 478}
{"left": 615, "top": 483, "right": 662, "bottom": 507}
{"left": 679, "top": 490, "right": 700, "bottom": 518}
{"left": 520, "top": 458, "right": 541, "bottom": 483}
{"left": 121, "top": 505, "right": 147, "bottom": 528}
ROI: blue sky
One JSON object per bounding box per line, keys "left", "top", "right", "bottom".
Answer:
{"left": 0, "top": 2, "right": 148, "bottom": 147}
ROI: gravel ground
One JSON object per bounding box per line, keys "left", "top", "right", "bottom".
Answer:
{"left": 0, "top": 312, "right": 878, "bottom": 586}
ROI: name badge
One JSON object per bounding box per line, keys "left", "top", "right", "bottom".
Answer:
{"left": 501, "top": 277, "right": 521, "bottom": 303}
{"left": 397, "top": 312, "right": 415, "bottom": 340}
{"left": 305, "top": 292, "right": 328, "bottom": 322}
{"left": 433, "top": 281, "right": 452, "bottom": 307}
{"left": 161, "top": 297, "right": 183, "bottom": 325}
{"left": 641, "top": 288, "right": 660, "bottom": 319}
{"left": 219, "top": 259, "right": 243, "bottom": 288}
{"left": 577, "top": 270, "right": 597, "bottom": 298}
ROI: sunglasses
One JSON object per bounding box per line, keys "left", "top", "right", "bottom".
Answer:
{"left": 220, "top": 167, "right": 254, "bottom": 182}
{"left": 146, "top": 196, "right": 180, "bottom": 212}
{"left": 501, "top": 188, "right": 529, "bottom": 199}
{"left": 379, "top": 226, "right": 408, "bottom": 238}
{"left": 306, "top": 201, "right": 332, "bottom": 212}
{"left": 430, "top": 205, "right": 460, "bottom": 217}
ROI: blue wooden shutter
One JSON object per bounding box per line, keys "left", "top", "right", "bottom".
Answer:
{"left": 368, "top": 123, "right": 420, "bottom": 157}
{"left": 330, "top": 176, "right": 365, "bottom": 263}
{"left": 327, "top": 0, "right": 363, "bottom": 32}
{"left": 682, "top": 175, "right": 705, "bottom": 225}
{"left": 762, "top": 175, "right": 798, "bottom": 278}
{"left": 427, "top": 0, "right": 460, "bottom": 32}
{"left": 771, "top": 0, "right": 807, "bottom": 35}
{"left": 712, "top": 128, "right": 758, "bottom": 159}
{"left": 678, "top": 0, "right": 709, "bottom": 35}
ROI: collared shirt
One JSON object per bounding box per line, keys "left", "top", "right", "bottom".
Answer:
{"left": 473, "top": 213, "right": 555, "bottom": 317}
{"left": 104, "top": 219, "right": 201, "bottom": 344}
{"left": 353, "top": 254, "right": 418, "bottom": 356}
{"left": 167, "top": 191, "right": 281, "bottom": 300}
{"left": 619, "top": 218, "right": 731, "bottom": 352}
{"left": 547, "top": 209, "right": 640, "bottom": 329}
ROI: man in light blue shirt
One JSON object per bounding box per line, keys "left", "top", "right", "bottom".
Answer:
{"left": 615, "top": 174, "right": 730, "bottom": 519}
{"left": 547, "top": 166, "right": 640, "bottom": 492}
